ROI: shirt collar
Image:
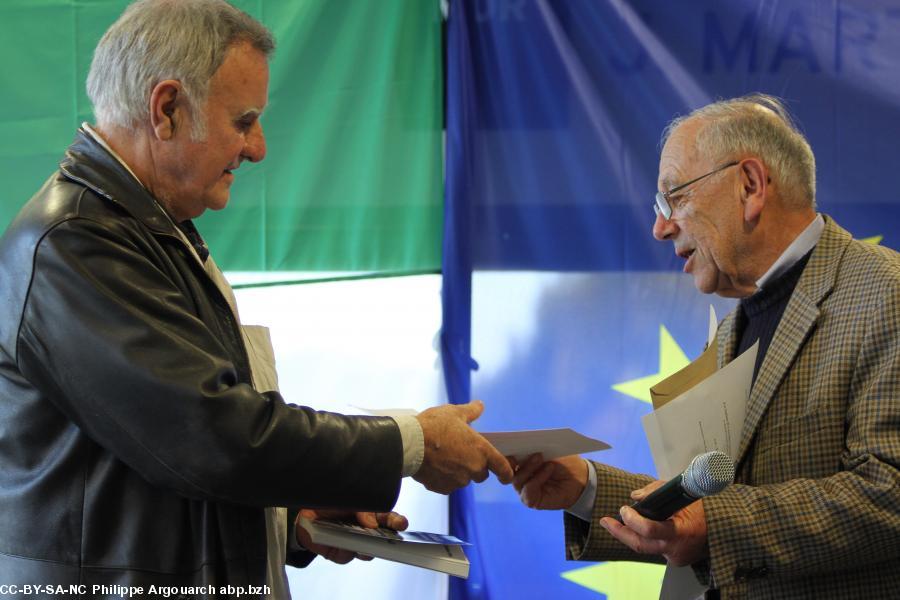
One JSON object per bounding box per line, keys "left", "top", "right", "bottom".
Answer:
{"left": 82, "top": 122, "right": 146, "bottom": 189}
{"left": 755, "top": 213, "right": 825, "bottom": 289}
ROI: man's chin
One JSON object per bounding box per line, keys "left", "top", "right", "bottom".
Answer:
{"left": 703, "top": 274, "right": 755, "bottom": 299}
{"left": 690, "top": 270, "right": 718, "bottom": 295}
{"left": 204, "top": 193, "right": 231, "bottom": 214}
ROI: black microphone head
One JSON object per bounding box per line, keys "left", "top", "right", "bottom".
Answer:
{"left": 682, "top": 451, "right": 735, "bottom": 498}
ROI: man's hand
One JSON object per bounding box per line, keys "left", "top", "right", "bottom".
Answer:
{"left": 295, "top": 509, "right": 409, "bottom": 564}
{"left": 512, "top": 453, "right": 589, "bottom": 510}
{"left": 600, "top": 480, "right": 709, "bottom": 567}
{"left": 413, "top": 400, "right": 514, "bottom": 494}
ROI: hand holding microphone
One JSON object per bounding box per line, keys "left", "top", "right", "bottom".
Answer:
{"left": 618, "top": 451, "right": 735, "bottom": 522}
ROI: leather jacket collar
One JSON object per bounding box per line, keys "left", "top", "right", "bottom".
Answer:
{"left": 59, "top": 128, "right": 177, "bottom": 237}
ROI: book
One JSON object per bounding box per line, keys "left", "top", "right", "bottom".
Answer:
{"left": 297, "top": 517, "right": 471, "bottom": 578}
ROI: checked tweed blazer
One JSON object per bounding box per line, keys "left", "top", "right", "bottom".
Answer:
{"left": 564, "top": 216, "right": 900, "bottom": 599}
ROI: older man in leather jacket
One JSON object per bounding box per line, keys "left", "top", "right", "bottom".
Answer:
{"left": 0, "top": 0, "right": 513, "bottom": 595}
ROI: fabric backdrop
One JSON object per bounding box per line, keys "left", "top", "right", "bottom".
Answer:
{"left": 0, "top": 0, "right": 443, "bottom": 274}
{"left": 442, "top": 1, "right": 900, "bottom": 599}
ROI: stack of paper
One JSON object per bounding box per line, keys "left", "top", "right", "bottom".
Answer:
{"left": 642, "top": 306, "right": 756, "bottom": 479}
{"left": 642, "top": 306, "right": 757, "bottom": 599}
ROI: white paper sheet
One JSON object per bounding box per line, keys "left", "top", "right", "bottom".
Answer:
{"left": 353, "top": 407, "right": 610, "bottom": 460}
{"left": 642, "top": 342, "right": 756, "bottom": 480}
{"left": 481, "top": 428, "right": 610, "bottom": 461}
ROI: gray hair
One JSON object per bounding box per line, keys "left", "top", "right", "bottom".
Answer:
{"left": 86, "top": 0, "right": 274, "bottom": 140}
{"left": 662, "top": 94, "right": 817, "bottom": 208}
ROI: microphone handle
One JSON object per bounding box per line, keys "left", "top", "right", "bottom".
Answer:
{"left": 614, "top": 474, "right": 699, "bottom": 522}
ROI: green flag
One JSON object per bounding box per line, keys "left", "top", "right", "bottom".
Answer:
{"left": 0, "top": 0, "right": 443, "bottom": 274}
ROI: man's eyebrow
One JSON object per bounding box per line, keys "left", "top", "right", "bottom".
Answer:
{"left": 659, "top": 175, "right": 679, "bottom": 191}
{"left": 237, "top": 108, "right": 263, "bottom": 120}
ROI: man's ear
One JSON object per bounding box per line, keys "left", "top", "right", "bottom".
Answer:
{"left": 739, "top": 157, "right": 767, "bottom": 223}
{"left": 149, "top": 80, "right": 183, "bottom": 141}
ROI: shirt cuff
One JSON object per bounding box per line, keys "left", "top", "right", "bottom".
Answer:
{"left": 565, "top": 459, "right": 597, "bottom": 522}
{"left": 393, "top": 415, "right": 425, "bottom": 477}
{"left": 288, "top": 511, "right": 303, "bottom": 551}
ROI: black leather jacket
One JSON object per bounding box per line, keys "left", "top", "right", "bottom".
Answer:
{"left": 0, "top": 130, "right": 402, "bottom": 594}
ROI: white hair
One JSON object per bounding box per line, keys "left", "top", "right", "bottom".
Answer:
{"left": 662, "top": 94, "right": 817, "bottom": 208}
{"left": 86, "top": 0, "right": 274, "bottom": 140}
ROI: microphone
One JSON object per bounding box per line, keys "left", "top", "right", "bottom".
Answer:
{"left": 620, "top": 451, "right": 735, "bottom": 522}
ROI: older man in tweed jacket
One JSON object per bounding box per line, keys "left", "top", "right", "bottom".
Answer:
{"left": 513, "top": 94, "right": 900, "bottom": 599}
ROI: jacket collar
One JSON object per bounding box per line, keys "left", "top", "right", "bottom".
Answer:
{"left": 59, "top": 128, "right": 178, "bottom": 236}
{"left": 717, "top": 215, "right": 851, "bottom": 466}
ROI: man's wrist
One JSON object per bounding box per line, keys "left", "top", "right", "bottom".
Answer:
{"left": 565, "top": 459, "right": 597, "bottom": 522}
{"left": 393, "top": 415, "right": 425, "bottom": 477}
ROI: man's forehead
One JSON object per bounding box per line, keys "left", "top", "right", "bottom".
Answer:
{"left": 209, "top": 42, "right": 269, "bottom": 103}
{"left": 658, "top": 121, "right": 702, "bottom": 186}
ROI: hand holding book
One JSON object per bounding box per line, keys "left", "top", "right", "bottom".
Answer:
{"left": 297, "top": 516, "right": 472, "bottom": 578}
{"left": 294, "top": 509, "right": 409, "bottom": 564}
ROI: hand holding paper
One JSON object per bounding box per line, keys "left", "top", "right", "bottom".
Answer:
{"left": 505, "top": 430, "right": 610, "bottom": 510}
{"left": 354, "top": 403, "right": 609, "bottom": 495}
{"left": 512, "top": 454, "right": 591, "bottom": 510}
{"left": 413, "top": 400, "right": 515, "bottom": 494}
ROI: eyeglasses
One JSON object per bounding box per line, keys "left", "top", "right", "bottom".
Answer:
{"left": 654, "top": 161, "right": 739, "bottom": 220}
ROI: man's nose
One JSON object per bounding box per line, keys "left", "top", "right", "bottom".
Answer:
{"left": 243, "top": 122, "right": 267, "bottom": 163}
{"left": 652, "top": 210, "right": 679, "bottom": 241}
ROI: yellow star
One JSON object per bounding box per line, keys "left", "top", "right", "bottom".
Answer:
{"left": 611, "top": 325, "right": 691, "bottom": 404}
{"left": 860, "top": 235, "right": 883, "bottom": 245}
{"left": 561, "top": 562, "right": 665, "bottom": 598}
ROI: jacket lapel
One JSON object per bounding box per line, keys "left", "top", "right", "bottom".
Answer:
{"left": 717, "top": 310, "right": 740, "bottom": 369}
{"left": 736, "top": 288, "right": 819, "bottom": 464}
{"left": 733, "top": 217, "right": 850, "bottom": 465}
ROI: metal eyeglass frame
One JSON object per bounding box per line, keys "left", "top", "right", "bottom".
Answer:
{"left": 654, "top": 161, "right": 739, "bottom": 220}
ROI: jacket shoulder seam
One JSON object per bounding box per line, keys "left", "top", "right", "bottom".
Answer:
{"left": 13, "top": 186, "right": 94, "bottom": 369}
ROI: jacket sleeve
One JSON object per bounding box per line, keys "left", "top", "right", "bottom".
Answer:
{"left": 703, "top": 268, "right": 900, "bottom": 587}
{"left": 15, "top": 215, "right": 403, "bottom": 511}
{"left": 563, "top": 461, "right": 660, "bottom": 563}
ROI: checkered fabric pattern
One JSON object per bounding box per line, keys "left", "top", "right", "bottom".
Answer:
{"left": 564, "top": 462, "right": 659, "bottom": 563}
{"left": 564, "top": 216, "right": 900, "bottom": 599}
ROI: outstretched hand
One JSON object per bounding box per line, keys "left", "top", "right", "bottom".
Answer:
{"left": 413, "top": 400, "right": 514, "bottom": 494}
